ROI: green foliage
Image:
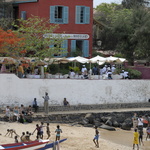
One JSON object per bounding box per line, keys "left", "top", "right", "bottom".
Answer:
{"left": 69, "top": 66, "right": 80, "bottom": 73}
{"left": 122, "top": 0, "right": 149, "bottom": 9}
{"left": 0, "top": 0, "right": 14, "bottom": 30}
{"left": 13, "top": 16, "right": 67, "bottom": 61}
{"left": 94, "top": 2, "right": 150, "bottom": 64}
{"left": 127, "top": 68, "right": 142, "bottom": 79}
{"left": 115, "top": 67, "right": 142, "bottom": 79}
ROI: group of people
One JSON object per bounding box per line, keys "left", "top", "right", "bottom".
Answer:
{"left": 132, "top": 113, "right": 150, "bottom": 150}
{"left": 5, "top": 104, "right": 34, "bottom": 123}
{"left": 5, "top": 122, "right": 63, "bottom": 143}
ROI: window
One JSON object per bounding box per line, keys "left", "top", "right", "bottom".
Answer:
{"left": 76, "top": 6, "right": 90, "bottom": 24}
{"left": 50, "top": 6, "right": 68, "bottom": 24}
{"left": 71, "top": 40, "right": 89, "bottom": 57}
{"left": 50, "top": 40, "right": 68, "bottom": 57}
{"left": 21, "top": 11, "right": 26, "bottom": 20}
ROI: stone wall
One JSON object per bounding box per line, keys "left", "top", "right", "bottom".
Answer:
{"left": 0, "top": 74, "right": 150, "bottom": 107}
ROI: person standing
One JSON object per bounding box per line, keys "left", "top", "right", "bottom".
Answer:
{"left": 32, "top": 98, "right": 38, "bottom": 113}
{"left": 133, "top": 129, "right": 139, "bottom": 150}
{"left": 132, "top": 113, "right": 138, "bottom": 130}
{"left": 42, "top": 92, "right": 50, "bottom": 114}
{"left": 55, "top": 125, "right": 62, "bottom": 141}
{"left": 46, "top": 123, "right": 51, "bottom": 139}
{"left": 17, "top": 64, "right": 24, "bottom": 78}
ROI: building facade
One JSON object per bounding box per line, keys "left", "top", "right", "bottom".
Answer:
{"left": 11, "top": 0, "right": 93, "bottom": 58}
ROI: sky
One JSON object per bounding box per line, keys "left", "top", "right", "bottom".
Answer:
{"left": 93, "top": 0, "right": 122, "bottom": 8}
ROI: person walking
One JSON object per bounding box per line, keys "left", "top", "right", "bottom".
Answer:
{"left": 93, "top": 126, "right": 99, "bottom": 148}
{"left": 42, "top": 92, "right": 50, "bottom": 114}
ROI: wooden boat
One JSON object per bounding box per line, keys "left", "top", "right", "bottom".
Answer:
{"left": 0, "top": 140, "right": 49, "bottom": 150}
{"left": 0, "top": 139, "right": 67, "bottom": 150}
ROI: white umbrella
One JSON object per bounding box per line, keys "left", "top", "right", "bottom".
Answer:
{"left": 89, "top": 55, "right": 106, "bottom": 63}
{"left": 106, "top": 56, "right": 126, "bottom": 63}
{"left": 67, "top": 56, "right": 89, "bottom": 64}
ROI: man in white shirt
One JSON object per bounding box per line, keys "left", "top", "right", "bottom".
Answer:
{"left": 81, "top": 65, "right": 87, "bottom": 74}
{"left": 138, "top": 115, "right": 144, "bottom": 130}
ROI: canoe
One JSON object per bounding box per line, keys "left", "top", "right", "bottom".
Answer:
{"left": 36, "top": 138, "right": 67, "bottom": 150}
{"left": 0, "top": 141, "right": 38, "bottom": 149}
{"left": 0, "top": 140, "right": 49, "bottom": 150}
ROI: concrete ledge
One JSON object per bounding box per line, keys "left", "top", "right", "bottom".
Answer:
{"left": 37, "top": 102, "right": 150, "bottom": 112}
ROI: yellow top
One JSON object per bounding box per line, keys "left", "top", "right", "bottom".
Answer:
{"left": 133, "top": 132, "right": 139, "bottom": 144}
{"left": 18, "top": 65, "right": 24, "bottom": 74}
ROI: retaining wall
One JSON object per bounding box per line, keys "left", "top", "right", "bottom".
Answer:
{"left": 0, "top": 74, "right": 150, "bottom": 107}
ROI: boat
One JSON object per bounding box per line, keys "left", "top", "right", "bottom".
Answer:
{"left": 0, "top": 140, "right": 49, "bottom": 150}
{"left": 0, "top": 139, "right": 67, "bottom": 150}
{"left": 0, "top": 140, "right": 38, "bottom": 149}
{"left": 37, "top": 138, "right": 67, "bottom": 150}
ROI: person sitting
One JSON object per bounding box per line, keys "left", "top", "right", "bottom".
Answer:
{"left": 107, "top": 70, "right": 112, "bottom": 79}
{"left": 19, "top": 104, "right": 26, "bottom": 115}
{"left": 63, "top": 98, "right": 70, "bottom": 106}
{"left": 69, "top": 69, "right": 75, "bottom": 78}
{"left": 32, "top": 98, "right": 38, "bottom": 113}
{"left": 13, "top": 106, "right": 20, "bottom": 121}
{"left": 26, "top": 105, "right": 34, "bottom": 116}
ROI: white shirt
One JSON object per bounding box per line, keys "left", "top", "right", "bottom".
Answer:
{"left": 138, "top": 118, "right": 143, "bottom": 126}
{"left": 70, "top": 71, "right": 75, "bottom": 77}
{"left": 81, "top": 67, "right": 87, "bottom": 73}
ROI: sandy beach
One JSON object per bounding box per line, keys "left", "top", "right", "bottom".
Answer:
{"left": 0, "top": 121, "right": 150, "bottom": 150}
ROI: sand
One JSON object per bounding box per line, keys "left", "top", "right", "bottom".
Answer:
{"left": 0, "top": 121, "right": 150, "bottom": 150}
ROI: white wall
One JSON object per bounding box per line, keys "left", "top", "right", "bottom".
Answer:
{"left": 0, "top": 74, "right": 149, "bottom": 107}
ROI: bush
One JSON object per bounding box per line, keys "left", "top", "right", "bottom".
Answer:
{"left": 114, "top": 68, "right": 142, "bottom": 79}
{"left": 127, "top": 68, "right": 142, "bottom": 79}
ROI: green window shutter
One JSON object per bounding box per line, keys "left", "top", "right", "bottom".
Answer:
{"left": 83, "top": 40, "right": 89, "bottom": 57}
{"left": 85, "top": 7, "right": 90, "bottom": 24}
{"left": 21, "top": 11, "right": 26, "bottom": 20}
{"left": 63, "top": 6, "right": 69, "bottom": 24}
{"left": 71, "top": 40, "right": 76, "bottom": 53}
{"left": 61, "top": 40, "right": 68, "bottom": 57}
{"left": 50, "top": 6, "right": 55, "bottom": 23}
{"left": 75, "top": 6, "right": 81, "bottom": 24}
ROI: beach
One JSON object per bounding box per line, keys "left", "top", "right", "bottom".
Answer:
{"left": 0, "top": 121, "right": 150, "bottom": 150}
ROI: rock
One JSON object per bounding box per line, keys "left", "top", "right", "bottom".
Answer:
{"left": 101, "top": 116, "right": 111, "bottom": 123}
{"left": 105, "top": 119, "right": 112, "bottom": 126}
{"left": 84, "top": 113, "right": 94, "bottom": 124}
{"left": 99, "top": 124, "right": 116, "bottom": 131}
{"left": 121, "top": 122, "right": 131, "bottom": 130}
{"left": 112, "top": 120, "right": 119, "bottom": 127}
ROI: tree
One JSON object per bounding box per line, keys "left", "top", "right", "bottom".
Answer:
{"left": 122, "top": 0, "right": 150, "bottom": 9}
{"left": 14, "top": 16, "right": 67, "bottom": 62}
{"left": 0, "top": 28, "right": 25, "bottom": 58}
{"left": 0, "top": 0, "right": 14, "bottom": 30}
{"left": 111, "top": 7, "right": 150, "bottom": 64}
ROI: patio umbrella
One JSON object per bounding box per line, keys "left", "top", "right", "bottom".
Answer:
{"left": 89, "top": 55, "right": 106, "bottom": 64}
{"left": 67, "top": 56, "right": 89, "bottom": 64}
{"left": 106, "top": 56, "right": 126, "bottom": 63}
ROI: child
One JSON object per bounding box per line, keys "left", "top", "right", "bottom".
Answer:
{"left": 5, "top": 129, "right": 19, "bottom": 138}
{"left": 93, "top": 126, "right": 99, "bottom": 148}
{"left": 39, "top": 122, "right": 45, "bottom": 139}
{"left": 46, "top": 123, "right": 51, "bottom": 139}
{"left": 146, "top": 125, "right": 150, "bottom": 140}
{"left": 20, "top": 132, "right": 26, "bottom": 142}
{"left": 32, "top": 124, "right": 41, "bottom": 140}
{"left": 133, "top": 129, "right": 139, "bottom": 150}
{"left": 14, "top": 136, "right": 18, "bottom": 143}
{"left": 138, "top": 129, "right": 144, "bottom": 146}
{"left": 55, "top": 125, "right": 62, "bottom": 141}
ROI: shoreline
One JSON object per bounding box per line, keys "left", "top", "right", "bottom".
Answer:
{"left": 0, "top": 121, "right": 150, "bottom": 150}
